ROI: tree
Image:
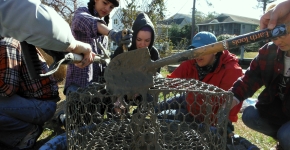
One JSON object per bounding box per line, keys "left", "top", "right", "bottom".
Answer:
{"left": 180, "top": 24, "right": 193, "bottom": 42}
{"left": 166, "top": 11, "right": 216, "bottom": 49}
{"left": 256, "top": 0, "right": 276, "bottom": 14}
{"left": 120, "top": 0, "right": 166, "bottom": 28}
{"left": 115, "top": 0, "right": 166, "bottom": 50}
{"left": 167, "top": 24, "right": 192, "bottom": 49}
{"left": 168, "top": 24, "right": 180, "bottom": 47}
{"left": 41, "top": 0, "right": 85, "bottom": 24}
{"left": 193, "top": 11, "right": 218, "bottom": 24}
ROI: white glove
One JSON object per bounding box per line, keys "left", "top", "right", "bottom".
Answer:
{"left": 230, "top": 96, "right": 240, "bottom": 109}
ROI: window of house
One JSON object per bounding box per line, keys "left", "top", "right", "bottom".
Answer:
{"left": 114, "top": 19, "right": 118, "bottom": 24}
{"left": 242, "top": 25, "right": 245, "bottom": 29}
{"left": 252, "top": 25, "right": 257, "bottom": 30}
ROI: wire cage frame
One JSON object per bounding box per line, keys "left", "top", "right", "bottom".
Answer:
{"left": 66, "top": 78, "right": 233, "bottom": 150}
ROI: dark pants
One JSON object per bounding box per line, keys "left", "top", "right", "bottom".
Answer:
{"left": 242, "top": 106, "right": 290, "bottom": 149}
{"left": 155, "top": 94, "right": 195, "bottom": 122}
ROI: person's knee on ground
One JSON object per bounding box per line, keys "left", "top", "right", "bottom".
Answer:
{"left": 241, "top": 106, "right": 259, "bottom": 128}
{"left": 276, "top": 121, "right": 290, "bottom": 149}
{"left": 242, "top": 105, "right": 280, "bottom": 138}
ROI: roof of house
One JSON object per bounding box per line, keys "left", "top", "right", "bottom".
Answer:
{"left": 158, "top": 18, "right": 185, "bottom": 25}
{"left": 168, "top": 13, "right": 192, "bottom": 20}
{"left": 197, "top": 13, "right": 259, "bottom": 25}
{"left": 158, "top": 13, "right": 192, "bottom": 25}
{"left": 111, "top": 8, "right": 123, "bottom": 19}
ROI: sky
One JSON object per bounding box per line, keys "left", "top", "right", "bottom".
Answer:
{"left": 103, "top": 0, "right": 264, "bottom": 28}
{"left": 164, "top": 0, "right": 263, "bottom": 19}
{"left": 108, "top": 0, "right": 263, "bottom": 19}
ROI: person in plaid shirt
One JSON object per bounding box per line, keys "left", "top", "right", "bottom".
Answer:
{"left": 230, "top": 2, "right": 290, "bottom": 149}
{"left": 0, "top": 37, "right": 60, "bottom": 149}
{"left": 229, "top": 27, "right": 290, "bottom": 150}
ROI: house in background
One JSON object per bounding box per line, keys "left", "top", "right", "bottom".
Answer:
{"left": 156, "top": 13, "right": 192, "bottom": 37}
{"left": 109, "top": 8, "right": 124, "bottom": 51}
{"left": 111, "top": 8, "right": 124, "bottom": 31}
{"left": 157, "top": 13, "right": 192, "bottom": 28}
{"left": 155, "top": 13, "right": 192, "bottom": 50}
{"left": 197, "top": 13, "right": 259, "bottom": 36}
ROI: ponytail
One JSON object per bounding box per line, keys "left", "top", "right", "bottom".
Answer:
{"left": 104, "top": 15, "right": 110, "bottom": 26}
{"left": 87, "top": 0, "right": 95, "bottom": 16}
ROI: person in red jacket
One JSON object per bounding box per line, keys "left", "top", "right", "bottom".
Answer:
{"left": 155, "top": 31, "right": 244, "bottom": 130}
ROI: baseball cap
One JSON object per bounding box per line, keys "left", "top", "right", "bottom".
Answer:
{"left": 191, "top": 31, "right": 217, "bottom": 48}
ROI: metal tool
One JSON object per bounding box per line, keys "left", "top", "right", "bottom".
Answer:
{"left": 104, "top": 23, "right": 290, "bottom": 96}
{"left": 40, "top": 42, "right": 110, "bottom": 77}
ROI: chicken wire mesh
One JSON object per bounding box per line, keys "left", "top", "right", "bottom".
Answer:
{"left": 65, "top": 78, "right": 233, "bottom": 150}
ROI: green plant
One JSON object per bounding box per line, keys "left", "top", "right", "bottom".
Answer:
{"left": 160, "top": 66, "right": 169, "bottom": 77}
{"left": 216, "top": 34, "right": 236, "bottom": 41}
{"left": 252, "top": 86, "right": 265, "bottom": 99}
{"left": 217, "top": 34, "right": 240, "bottom": 53}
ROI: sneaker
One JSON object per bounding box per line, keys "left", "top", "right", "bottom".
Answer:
{"left": 53, "top": 110, "right": 66, "bottom": 127}
{"left": 15, "top": 125, "right": 43, "bottom": 149}
{"left": 59, "top": 113, "right": 66, "bottom": 127}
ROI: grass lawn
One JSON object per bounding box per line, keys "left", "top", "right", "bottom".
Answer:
{"left": 237, "top": 51, "right": 258, "bottom": 59}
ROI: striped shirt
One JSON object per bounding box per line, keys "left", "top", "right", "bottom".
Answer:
{"left": 65, "top": 7, "right": 108, "bottom": 90}
{"left": 0, "top": 37, "right": 59, "bottom": 100}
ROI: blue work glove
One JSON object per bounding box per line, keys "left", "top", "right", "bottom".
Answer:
{"left": 108, "top": 29, "right": 133, "bottom": 48}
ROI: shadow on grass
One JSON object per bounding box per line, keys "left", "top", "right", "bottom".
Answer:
{"left": 0, "top": 119, "right": 65, "bottom": 150}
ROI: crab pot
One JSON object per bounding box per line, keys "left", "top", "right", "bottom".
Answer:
{"left": 66, "top": 78, "right": 233, "bottom": 150}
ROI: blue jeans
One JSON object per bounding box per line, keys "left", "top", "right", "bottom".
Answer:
{"left": 242, "top": 106, "right": 290, "bottom": 149}
{"left": 0, "top": 94, "right": 56, "bottom": 147}
{"left": 155, "top": 94, "right": 195, "bottom": 122}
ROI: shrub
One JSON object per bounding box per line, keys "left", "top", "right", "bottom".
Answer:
{"left": 217, "top": 34, "right": 240, "bottom": 53}
{"left": 216, "top": 34, "right": 236, "bottom": 41}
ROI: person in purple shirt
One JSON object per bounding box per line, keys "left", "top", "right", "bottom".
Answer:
{"left": 64, "top": 0, "right": 132, "bottom": 92}
{"left": 65, "top": 0, "right": 132, "bottom": 94}
{"left": 59, "top": 0, "right": 133, "bottom": 124}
